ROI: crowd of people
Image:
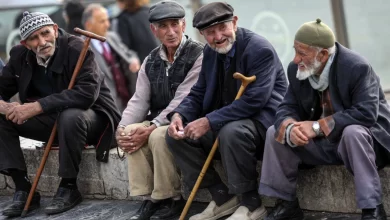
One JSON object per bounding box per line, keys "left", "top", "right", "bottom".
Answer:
{"left": 0, "top": 0, "right": 389, "bottom": 220}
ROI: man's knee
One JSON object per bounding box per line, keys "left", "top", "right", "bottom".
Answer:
{"left": 58, "top": 108, "right": 86, "bottom": 131}
{"left": 149, "top": 126, "right": 169, "bottom": 152}
{"left": 266, "top": 125, "right": 276, "bottom": 140}
{"left": 342, "top": 125, "right": 371, "bottom": 143}
{"left": 219, "top": 120, "right": 246, "bottom": 142}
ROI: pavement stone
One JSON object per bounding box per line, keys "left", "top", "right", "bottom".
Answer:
{"left": 0, "top": 196, "right": 365, "bottom": 220}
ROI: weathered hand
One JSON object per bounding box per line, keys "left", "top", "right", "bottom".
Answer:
{"left": 116, "top": 127, "right": 131, "bottom": 151}
{"left": 7, "top": 102, "right": 42, "bottom": 124}
{"left": 289, "top": 125, "right": 309, "bottom": 146}
{"left": 118, "top": 125, "right": 155, "bottom": 154}
{"left": 168, "top": 113, "right": 185, "bottom": 140}
{"left": 294, "top": 121, "right": 317, "bottom": 140}
{"left": 0, "top": 102, "right": 20, "bottom": 115}
{"left": 184, "top": 117, "right": 210, "bottom": 140}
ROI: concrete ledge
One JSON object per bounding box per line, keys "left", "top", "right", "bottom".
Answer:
{"left": 1, "top": 139, "right": 389, "bottom": 214}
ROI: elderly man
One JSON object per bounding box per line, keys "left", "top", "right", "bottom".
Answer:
{"left": 83, "top": 4, "right": 140, "bottom": 112}
{"left": 0, "top": 11, "right": 120, "bottom": 217}
{"left": 166, "top": 2, "right": 287, "bottom": 220}
{"left": 115, "top": 1, "right": 203, "bottom": 219}
{"left": 259, "top": 19, "right": 389, "bottom": 220}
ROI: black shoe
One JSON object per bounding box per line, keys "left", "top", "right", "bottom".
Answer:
{"left": 150, "top": 197, "right": 185, "bottom": 220}
{"left": 44, "top": 187, "right": 83, "bottom": 215}
{"left": 2, "top": 191, "right": 40, "bottom": 217}
{"left": 129, "top": 200, "right": 162, "bottom": 220}
{"left": 265, "top": 199, "right": 304, "bottom": 220}
{"left": 361, "top": 204, "right": 387, "bottom": 220}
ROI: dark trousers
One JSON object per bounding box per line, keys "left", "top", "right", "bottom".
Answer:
{"left": 166, "top": 119, "right": 265, "bottom": 194}
{"left": 0, "top": 108, "right": 108, "bottom": 178}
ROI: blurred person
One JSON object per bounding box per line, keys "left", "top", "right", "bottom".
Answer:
{"left": 63, "top": 0, "right": 85, "bottom": 36}
{"left": 83, "top": 4, "right": 140, "bottom": 112}
{"left": 115, "top": 1, "right": 204, "bottom": 219}
{"left": 166, "top": 2, "right": 288, "bottom": 220}
{"left": 259, "top": 19, "right": 389, "bottom": 220}
{"left": 0, "top": 11, "right": 120, "bottom": 217}
{"left": 115, "top": 0, "right": 159, "bottom": 62}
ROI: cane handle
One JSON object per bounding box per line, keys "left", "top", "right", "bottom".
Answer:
{"left": 74, "top": 28, "right": 106, "bottom": 42}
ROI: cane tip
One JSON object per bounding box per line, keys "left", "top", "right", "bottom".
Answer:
{"left": 21, "top": 210, "right": 28, "bottom": 218}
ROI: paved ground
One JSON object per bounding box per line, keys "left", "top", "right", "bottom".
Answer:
{"left": 0, "top": 196, "right": 367, "bottom": 220}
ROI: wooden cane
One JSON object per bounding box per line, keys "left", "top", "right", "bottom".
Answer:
{"left": 21, "top": 28, "right": 106, "bottom": 217}
{"left": 179, "top": 72, "right": 256, "bottom": 220}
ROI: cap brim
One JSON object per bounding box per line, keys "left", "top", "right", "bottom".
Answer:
{"left": 198, "top": 18, "right": 234, "bottom": 31}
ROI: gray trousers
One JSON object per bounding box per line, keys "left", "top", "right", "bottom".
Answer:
{"left": 259, "top": 125, "right": 382, "bottom": 209}
{"left": 166, "top": 119, "right": 264, "bottom": 194}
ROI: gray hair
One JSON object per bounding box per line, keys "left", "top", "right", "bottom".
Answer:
{"left": 151, "top": 18, "right": 185, "bottom": 29}
{"left": 81, "top": 3, "right": 105, "bottom": 27}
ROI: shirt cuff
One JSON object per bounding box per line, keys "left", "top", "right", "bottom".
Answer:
{"left": 151, "top": 119, "right": 161, "bottom": 127}
{"left": 285, "top": 123, "right": 298, "bottom": 148}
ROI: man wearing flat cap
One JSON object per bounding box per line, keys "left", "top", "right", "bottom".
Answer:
{"left": 166, "top": 2, "right": 287, "bottom": 220}
{"left": 0, "top": 11, "right": 121, "bottom": 217}
{"left": 115, "top": 1, "right": 204, "bottom": 219}
{"left": 259, "top": 19, "right": 390, "bottom": 220}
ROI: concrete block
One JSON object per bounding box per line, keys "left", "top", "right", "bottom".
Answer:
{"left": 99, "top": 148, "right": 130, "bottom": 200}
{"left": 0, "top": 175, "right": 5, "bottom": 190}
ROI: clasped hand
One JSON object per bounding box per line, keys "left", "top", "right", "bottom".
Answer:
{"left": 0, "top": 101, "right": 42, "bottom": 124}
{"left": 289, "top": 121, "right": 317, "bottom": 146}
{"left": 116, "top": 125, "right": 155, "bottom": 154}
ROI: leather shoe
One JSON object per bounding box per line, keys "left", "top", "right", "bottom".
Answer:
{"left": 150, "top": 197, "right": 185, "bottom": 220}
{"left": 2, "top": 191, "right": 40, "bottom": 217}
{"left": 129, "top": 200, "right": 162, "bottom": 220}
{"left": 265, "top": 199, "right": 304, "bottom": 220}
{"left": 361, "top": 204, "right": 387, "bottom": 220}
{"left": 44, "top": 187, "right": 82, "bottom": 215}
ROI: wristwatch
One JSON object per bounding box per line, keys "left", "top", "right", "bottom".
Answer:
{"left": 312, "top": 121, "right": 322, "bottom": 136}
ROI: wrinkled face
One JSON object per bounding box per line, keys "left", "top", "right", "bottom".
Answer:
{"left": 21, "top": 25, "right": 59, "bottom": 60}
{"left": 293, "top": 40, "right": 325, "bottom": 80}
{"left": 86, "top": 8, "right": 110, "bottom": 37}
{"left": 151, "top": 19, "right": 186, "bottom": 50}
{"left": 201, "top": 16, "right": 238, "bottom": 54}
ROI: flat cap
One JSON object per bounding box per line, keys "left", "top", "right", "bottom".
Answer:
{"left": 193, "top": 2, "right": 234, "bottom": 30}
{"left": 148, "top": 0, "right": 185, "bottom": 23}
{"left": 295, "top": 18, "right": 335, "bottom": 48}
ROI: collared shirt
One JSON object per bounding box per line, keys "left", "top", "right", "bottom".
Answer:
{"left": 36, "top": 55, "right": 52, "bottom": 68}
{"left": 119, "top": 37, "right": 203, "bottom": 127}
{"left": 159, "top": 36, "right": 187, "bottom": 75}
{"left": 91, "top": 39, "right": 111, "bottom": 55}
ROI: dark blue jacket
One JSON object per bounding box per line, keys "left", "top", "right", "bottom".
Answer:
{"left": 275, "top": 43, "right": 390, "bottom": 165}
{"left": 171, "top": 27, "right": 287, "bottom": 131}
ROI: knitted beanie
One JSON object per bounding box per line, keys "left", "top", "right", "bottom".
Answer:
{"left": 19, "top": 11, "right": 54, "bottom": 40}
{"left": 295, "top": 18, "right": 335, "bottom": 48}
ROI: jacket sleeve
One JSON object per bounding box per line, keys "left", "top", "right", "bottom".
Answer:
{"left": 168, "top": 53, "right": 207, "bottom": 123}
{"left": 37, "top": 48, "right": 103, "bottom": 112}
{"left": 318, "top": 63, "right": 379, "bottom": 142}
{"left": 0, "top": 48, "right": 20, "bottom": 101}
{"left": 205, "top": 46, "right": 282, "bottom": 131}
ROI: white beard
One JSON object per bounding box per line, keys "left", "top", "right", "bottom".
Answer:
{"left": 209, "top": 35, "right": 236, "bottom": 54}
{"left": 296, "top": 58, "right": 322, "bottom": 80}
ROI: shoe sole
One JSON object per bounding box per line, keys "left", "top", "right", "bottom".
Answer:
{"left": 44, "top": 196, "right": 83, "bottom": 215}
{"left": 2, "top": 203, "right": 40, "bottom": 217}
{"left": 198, "top": 204, "right": 241, "bottom": 220}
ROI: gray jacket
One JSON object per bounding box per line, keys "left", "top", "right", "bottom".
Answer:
{"left": 90, "top": 31, "right": 138, "bottom": 112}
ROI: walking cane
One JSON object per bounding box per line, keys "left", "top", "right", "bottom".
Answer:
{"left": 179, "top": 72, "right": 256, "bottom": 220}
{"left": 21, "top": 28, "right": 106, "bottom": 217}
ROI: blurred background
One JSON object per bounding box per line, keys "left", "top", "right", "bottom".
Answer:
{"left": 0, "top": 0, "right": 389, "bottom": 89}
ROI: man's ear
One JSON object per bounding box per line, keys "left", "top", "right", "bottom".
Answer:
{"left": 150, "top": 23, "right": 157, "bottom": 36}
{"left": 319, "top": 49, "right": 330, "bottom": 63}
{"left": 20, "top": 40, "right": 31, "bottom": 50}
{"left": 53, "top": 24, "right": 59, "bottom": 38}
{"left": 232, "top": 16, "right": 238, "bottom": 31}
